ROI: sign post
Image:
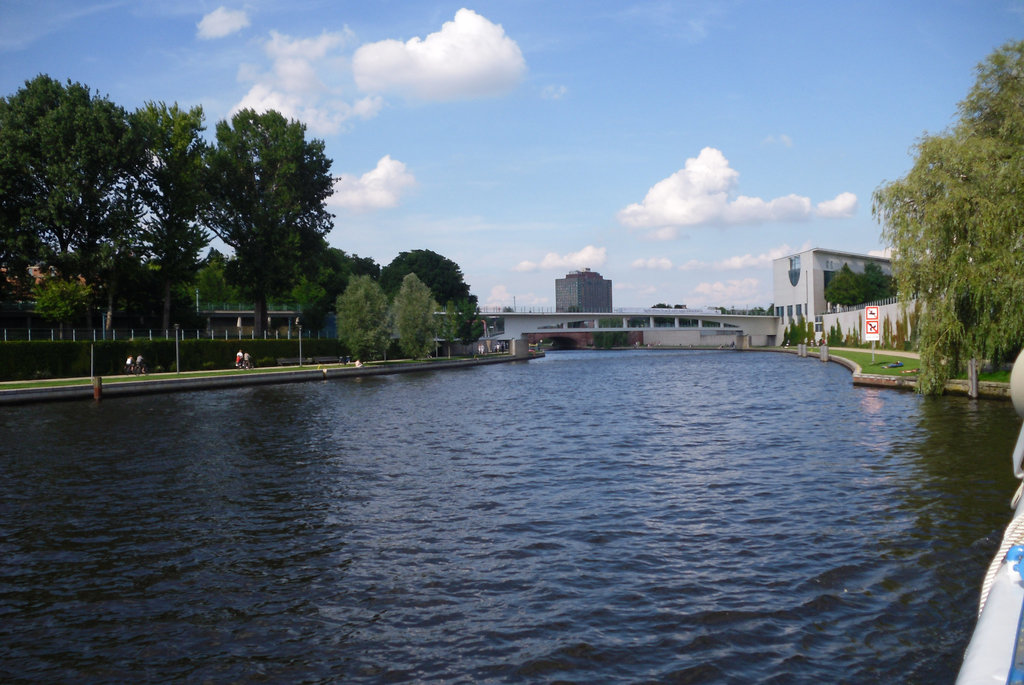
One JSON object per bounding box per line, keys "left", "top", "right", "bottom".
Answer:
{"left": 864, "top": 305, "right": 880, "bottom": 363}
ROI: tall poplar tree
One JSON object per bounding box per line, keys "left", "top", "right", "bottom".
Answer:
{"left": 205, "top": 109, "right": 333, "bottom": 336}
{"left": 336, "top": 275, "right": 391, "bottom": 361}
{"left": 134, "top": 102, "right": 210, "bottom": 329}
{"left": 873, "top": 40, "right": 1024, "bottom": 394}
{"left": 393, "top": 273, "right": 439, "bottom": 359}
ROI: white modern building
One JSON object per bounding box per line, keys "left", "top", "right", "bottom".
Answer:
{"left": 772, "top": 247, "right": 892, "bottom": 339}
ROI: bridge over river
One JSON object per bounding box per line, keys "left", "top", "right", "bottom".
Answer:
{"left": 478, "top": 308, "right": 780, "bottom": 348}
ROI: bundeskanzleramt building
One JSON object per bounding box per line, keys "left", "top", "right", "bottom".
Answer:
{"left": 555, "top": 268, "right": 613, "bottom": 312}
{"left": 772, "top": 247, "right": 891, "bottom": 338}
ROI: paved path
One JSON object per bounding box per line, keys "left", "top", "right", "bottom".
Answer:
{"left": 0, "top": 354, "right": 538, "bottom": 405}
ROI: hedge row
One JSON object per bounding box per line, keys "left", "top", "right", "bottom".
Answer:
{"left": 0, "top": 338, "right": 350, "bottom": 381}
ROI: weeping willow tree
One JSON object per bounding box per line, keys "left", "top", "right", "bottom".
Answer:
{"left": 873, "top": 40, "right": 1024, "bottom": 394}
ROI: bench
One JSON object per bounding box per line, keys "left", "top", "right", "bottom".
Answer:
{"left": 313, "top": 356, "right": 347, "bottom": 364}
{"left": 276, "top": 357, "right": 309, "bottom": 366}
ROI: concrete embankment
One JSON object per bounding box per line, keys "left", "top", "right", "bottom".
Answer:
{"left": 0, "top": 354, "right": 541, "bottom": 406}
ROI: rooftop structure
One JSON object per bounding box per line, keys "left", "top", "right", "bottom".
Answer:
{"left": 555, "top": 268, "right": 613, "bottom": 312}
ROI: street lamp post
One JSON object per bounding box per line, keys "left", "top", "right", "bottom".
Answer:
{"left": 174, "top": 323, "right": 180, "bottom": 374}
{"left": 297, "top": 319, "right": 303, "bottom": 366}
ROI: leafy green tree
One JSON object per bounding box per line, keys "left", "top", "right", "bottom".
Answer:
{"left": 437, "top": 306, "right": 460, "bottom": 357}
{"left": 336, "top": 275, "right": 391, "bottom": 361}
{"left": 194, "top": 249, "right": 242, "bottom": 305}
{"left": 873, "top": 40, "right": 1024, "bottom": 393}
{"left": 824, "top": 264, "right": 863, "bottom": 306}
{"left": 0, "top": 75, "right": 145, "bottom": 324}
{"left": 861, "top": 262, "right": 893, "bottom": 301}
{"left": 380, "top": 249, "right": 474, "bottom": 305}
{"left": 34, "top": 278, "right": 93, "bottom": 337}
{"left": 450, "top": 298, "right": 484, "bottom": 344}
{"left": 205, "top": 109, "right": 333, "bottom": 336}
{"left": 392, "top": 273, "right": 439, "bottom": 359}
{"left": 290, "top": 247, "right": 380, "bottom": 332}
{"left": 134, "top": 102, "right": 210, "bottom": 329}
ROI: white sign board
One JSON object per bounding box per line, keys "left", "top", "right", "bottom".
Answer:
{"left": 864, "top": 306, "right": 880, "bottom": 342}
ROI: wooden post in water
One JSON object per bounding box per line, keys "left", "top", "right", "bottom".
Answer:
{"left": 92, "top": 376, "right": 102, "bottom": 401}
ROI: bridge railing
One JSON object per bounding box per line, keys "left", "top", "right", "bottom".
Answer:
{"left": 478, "top": 306, "right": 776, "bottom": 316}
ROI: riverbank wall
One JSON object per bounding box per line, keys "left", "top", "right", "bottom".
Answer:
{"left": 0, "top": 353, "right": 541, "bottom": 406}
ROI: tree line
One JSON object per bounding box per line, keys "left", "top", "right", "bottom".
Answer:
{"left": 0, "top": 74, "right": 481, "bottom": 353}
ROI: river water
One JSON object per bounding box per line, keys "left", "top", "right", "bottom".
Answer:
{"left": 1, "top": 349, "right": 1021, "bottom": 683}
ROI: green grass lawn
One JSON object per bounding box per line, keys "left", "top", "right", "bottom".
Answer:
{"left": 824, "top": 349, "right": 922, "bottom": 376}
{"left": 820, "top": 349, "right": 1008, "bottom": 383}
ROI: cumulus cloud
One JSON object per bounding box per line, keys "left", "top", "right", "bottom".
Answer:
{"left": 617, "top": 147, "right": 857, "bottom": 236}
{"left": 631, "top": 257, "right": 673, "bottom": 270}
{"left": 197, "top": 7, "right": 249, "bottom": 39}
{"left": 329, "top": 155, "right": 416, "bottom": 212}
{"left": 815, "top": 191, "right": 858, "bottom": 218}
{"left": 485, "top": 285, "right": 547, "bottom": 309}
{"left": 231, "top": 29, "right": 383, "bottom": 135}
{"left": 352, "top": 8, "right": 526, "bottom": 101}
{"left": 691, "top": 278, "right": 765, "bottom": 306}
{"left": 514, "top": 245, "right": 607, "bottom": 272}
{"left": 680, "top": 241, "right": 813, "bottom": 271}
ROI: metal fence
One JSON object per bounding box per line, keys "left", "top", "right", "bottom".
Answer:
{"left": 1, "top": 328, "right": 326, "bottom": 342}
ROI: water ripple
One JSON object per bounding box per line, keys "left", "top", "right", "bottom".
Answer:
{"left": 0, "top": 349, "right": 1019, "bottom": 683}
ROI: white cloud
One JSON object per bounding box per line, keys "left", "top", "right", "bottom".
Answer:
{"left": 815, "top": 191, "right": 858, "bottom": 218}
{"left": 679, "top": 241, "right": 812, "bottom": 271}
{"left": 263, "top": 30, "right": 346, "bottom": 92}
{"left": 617, "top": 147, "right": 856, "bottom": 235}
{"left": 329, "top": 155, "right": 416, "bottom": 212}
{"left": 631, "top": 257, "right": 673, "bottom": 270}
{"left": 514, "top": 245, "right": 607, "bottom": 272}
{"left": 231, "top": 29, "right": 380, "bottom": 135}
{"left": 762, "top": 133, "right": 793, "bottom": 147}
{"left": 485, "top": 285, "right": 548, "bottom": 309}
{"left": 197, "top": 7, "right": 249, "bottom": 40}
{"left": 352, "top": 8, "right": 526, "bottom": 101}
{"left": 691, "top": 277, "right": 766, "bottom": 306}
{"left": 542, "top": 84, "right": 567, "bottom": 100}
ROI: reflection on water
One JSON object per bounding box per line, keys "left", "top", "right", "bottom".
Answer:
{"left": 0, "top": 350, "right": 1019, "bottom": 682}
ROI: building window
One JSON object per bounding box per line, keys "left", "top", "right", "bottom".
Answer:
{"left": 788, "top": 256, "right": 801, "bottom": 287}
{"left": 796, "top": 304, "right": 802, "bottom": 318}
{"left": 786, "top": 305, "right": 793, "bottom": 319}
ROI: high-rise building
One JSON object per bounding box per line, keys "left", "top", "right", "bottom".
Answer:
{"left": 555, "top": 268, "right": 613, "bottom": 312}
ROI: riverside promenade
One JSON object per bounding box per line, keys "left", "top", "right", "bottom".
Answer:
{"left": 0, "top": 353, "right": 540, "bottom": 406}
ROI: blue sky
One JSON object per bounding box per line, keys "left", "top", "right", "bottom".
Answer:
{"left": 1, "top": 1, "right": 1021, "bottom": 310}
